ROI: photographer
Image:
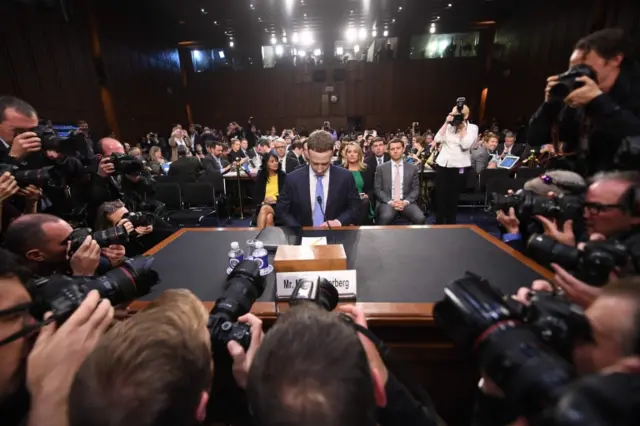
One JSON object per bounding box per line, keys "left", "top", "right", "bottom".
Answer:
{"left": 434, "top": 100, "right": 479, "bottom": 224}
{"left": 3, "top": 213, "right": 130, "bottom": 277}
{"left": 95, "top": 200, "right": 157, "bottom": 255}
{"left": 528, "top": 29, "right": 640, "bottom": 175}
{"left": 0, "top": 96, "right": 40, "bottom": 164}
{"left": 0, "top": 248, "right": 114, "bottom": 426}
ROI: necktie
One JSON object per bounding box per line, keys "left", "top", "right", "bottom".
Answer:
{"left": 378, "top": 157, "right": 382, "bottom": 166}
{"left": 313, "top": 175, "right": 325, "bottom": 226}
{"left": 394, "top": 164, "right": 401, "bottom": 201}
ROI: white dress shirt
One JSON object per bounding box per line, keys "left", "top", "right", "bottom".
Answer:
{"left": 434, "top": 122, "right": 478, "bottom": 168}
{"left": 309, "top": 166, "right": 330, "bottom": 217}
{"left": 389, "top": 160, "right": 404, "bottom": 202}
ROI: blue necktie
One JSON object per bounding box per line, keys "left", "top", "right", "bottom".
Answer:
{"left": 313, "top": 175, "right": 325, "bottom": 226}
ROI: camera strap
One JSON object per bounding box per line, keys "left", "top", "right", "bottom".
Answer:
{"left": 0, "top": 315, "right": 55, "bottom": 347}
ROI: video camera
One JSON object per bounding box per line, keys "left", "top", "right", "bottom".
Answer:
{"left": 108, "top": 153, "right": 144, "bottom": 175}
{"left": 452, "top": 97, "right": 466, "bottom": 126}
{"left": 527, "top": 235, "right": 629, "bottom": 286}
{"left": 67, "top": 226, "right": 130, "bottom": 255}
{"left": 289, "top": 276, "right": 339, "bottom": 311}
{"left": 434, "top": 272, "right": 592, "bottom": 421}
{"left": 122, "top": 211, "right": 155, "bottom": 228}
{"left": 491, "top": 189, "right": 584, "bottom": 223}
{"left": 28, "top": 256, "right": 159, "bottom": 323}
{"left": 208, "top": 260, "right": 266, "bottom": 357}
{"left": 549, "top": 64, "right": 597, "bottom": 102}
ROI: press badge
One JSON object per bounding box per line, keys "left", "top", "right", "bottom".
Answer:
{"left": 459, "top": 168, "right": 465, "bottom": 174}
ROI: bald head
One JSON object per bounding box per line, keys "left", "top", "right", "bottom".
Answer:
{"left": 99, "top": 138, "right": 124, "bottom": 156}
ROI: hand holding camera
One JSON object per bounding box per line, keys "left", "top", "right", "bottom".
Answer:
{"left": 102, "top": 244, "right": 126, "bottom": 267}
{"left": 97, "top": 157, "right": 116, "bottom": 177}
{"left": 69, "top": 236, "right": 101, "bottom": 276}
{"left": 227, "top": 313, "right": 264, "bottom": 389}
{"left": 18, "top": 184, "right": 43, "bottom": 201}
{"left": 10, "top": 131, "right": 41, "bottom": 159}
{"left": 496, "top": 207, "right": 520, "bottom": 234}
{"left": 0, "top": 172, "right": 19, "bottom": 202}
{"left": 134, "top": 225, "right": 153, "bottom": 237}
{"left": 116, "top": 219, "right": 135, "bottom": 235}
{"left": 536, "top": 215, "right": 576, "bottom": 247}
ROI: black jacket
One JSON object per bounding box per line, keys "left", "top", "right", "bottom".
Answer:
{"left": 496, "top": 143, "right": 526, "bottom": 159}
{"left": 528, "top": 61, "right": 640, "bottom": 175}
{"left": 227, "top": 149, "right": 247, "bottom": 163}
{"left": 365, "top": 153, "right": 391, "bottom": 174}
{"left": 168, "top": 157, "right": 204, "bottom": 182}
{"left": 285, "top": 151, "right": 303, "bottom": 173}
{"left": 253, "top": 170, "right": 286, "bottom": 209}
{"left": 88, "top": 173, "right": 156, "bottom": 222}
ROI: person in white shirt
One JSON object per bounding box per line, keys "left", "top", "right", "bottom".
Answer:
{"left": 434, "top": 103, "right": 479, "bottom": 224}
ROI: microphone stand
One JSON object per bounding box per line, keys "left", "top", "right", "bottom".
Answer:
{"left": 316, "top": 196, "right": 332, "bottom": 231}
{"left": 235, "top": 161, "right": 244, "bottom": 219}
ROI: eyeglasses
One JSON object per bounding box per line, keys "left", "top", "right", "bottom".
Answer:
{"left": 583, "top": 201, "right": 626, "bottom": 215}
{"left": 0, "top": 302, "right": 40, "bottom": 347}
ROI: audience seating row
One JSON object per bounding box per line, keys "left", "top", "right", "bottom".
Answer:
{"left": 155, "top": 182, "right": 219, "bottom": 227}
{"left": 458, "top": 168, "right": 547, "bottom": 209}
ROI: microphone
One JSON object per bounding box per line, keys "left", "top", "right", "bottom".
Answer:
{"left": 316, "top": 195, "right": 332, "bottom": 231}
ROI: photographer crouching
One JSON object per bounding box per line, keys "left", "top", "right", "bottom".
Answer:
{"left": 528, "top": 28, "right": 640, "bottom": 175}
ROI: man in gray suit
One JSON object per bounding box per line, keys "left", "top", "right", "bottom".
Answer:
{"left": 374, "top": 139, "right": 426, "bottom": 225}
{"left": 471, "top": 133, "right": 499, "bottom": 174}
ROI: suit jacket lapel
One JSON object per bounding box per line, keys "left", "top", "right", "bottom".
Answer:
{"left": 301, "top": 166, "right": 312, "bottom": 224}
{"left": 326, "top": 165, "right": 336, "bottom": 218}
{"left": 384, "top": 163, "right": 393, "bottom": 194}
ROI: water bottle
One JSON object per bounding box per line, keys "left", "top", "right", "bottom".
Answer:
{"left": 228, "top": 241, "right": 244, "bottom": 269}
{"left": 251, "top": 241, "right": 269, "bottom": 271}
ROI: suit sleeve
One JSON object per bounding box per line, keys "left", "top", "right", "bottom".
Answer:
{"left": 405, "top": 167, "right": 420, "bottom": 204}
{"left": 475, "top": 150, "right": 489, "bottom": 174}
{"left": 336, "top": 172, "right": 362, "bottom": 226}
{"left": 275, "top": 178, "right": 301, "bottom": 227}
{"left": 374, "top": 166, "right": 391, "bottom": 204}
{"left": 586, "top": 93, "right": 640, "bottom": 142}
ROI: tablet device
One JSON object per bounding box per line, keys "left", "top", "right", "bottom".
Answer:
{"left": 498, "top": 155, "right": 519, "bottom": 169}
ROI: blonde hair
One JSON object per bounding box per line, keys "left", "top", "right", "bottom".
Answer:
{"left": 144, "top": 289, "right": 209, "bottom": 339}
{"left": 341, "top": 142, "right": 366, "bottom": 171}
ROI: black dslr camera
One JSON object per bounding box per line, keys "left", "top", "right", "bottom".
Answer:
{"left": 0, "top": 163, "right": 68, "bottom": 188}
{"left": 122, "top": 211, "right": 155, "bottom": 227}
{"left": 67, "top": 226, "right": 130, "bottom": 255}
{"left": 289, "top": 276, "right": 339, "bottom": 311}
{"left": 451, "top": 97, "right": 466, "bottom": 126}
{"left": 491, "top": 189, "right": 584, "bottom": 223}
{"left": 549, "top": 64, "right": 597, "bottom": 102}
{"left": 28, "top": 256, "right": 159, "bottom": 323}
{"left": 434, "top": 272, "right": 592, "bottom": 421}
{"left": 109, "top": 153, "right": 144, "bottom": 175}
{"left": 16, "top": 125, "right": 60, "bottom": 151}
{"left": 208, "top": 260, "right": 266, "bottom": 357}
{"left": 527, "top": 235, "right": 629, "bottom": 286}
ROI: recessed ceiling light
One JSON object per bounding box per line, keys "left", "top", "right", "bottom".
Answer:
{"left": 372, "top": 30, "right": 377, "bottom": 37}
{"left": 283, "top": 37, "right": 288, "bottom": 43}
{"left": 383, "top": 30, "right": 389, "bottom": 37}
{"left": 229, "top": 41, "right": 234, "bottom": 47}
{"left": 304, "top": 13, "right": 307, "bottom": 17}
{"left": 271, "top": 36, "right": 277, "bottom": 45}
{"left": 398, "top": 6, "right": 402, "bottom": 11}
{"left": 213, "top": 21, "right": 218, "bottom": 25}
{"left": 350, "top": 10, "right": 354, "bottom": 14}
{"left": 392, "top": 18, "right": 396, "bottom": 23}
{"left": 258, "top": 17, "right": 262, "bottom": 22}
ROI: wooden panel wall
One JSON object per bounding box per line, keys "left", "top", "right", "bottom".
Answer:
{"left": 0, "top": 2, "right": 107, "bottom": 134}
{"left": 189, "top": 58, "right": 485, "bottom": 133}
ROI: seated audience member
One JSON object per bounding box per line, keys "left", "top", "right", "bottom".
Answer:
{"left": 407, "top": 136, "right": 428, "bottom": 164}
{"left": 273, "top": 138, "right": 288, "bottom": 171}
{"left": 203, "top": 141, "right": 232, "bottom": 174}
{"left": 250, "top": 139, "right": 271, "bottom": 169}
{"left": 94, "top": 200, "right": 157, "bottom": 255}
{"left": 194, "top": 144, "right": 206, "bottom": 160}
{"left": 497, "top": 131, "right": 525, "bottom": 159}
{"left": 68, "top": 289, "right": 213, "bottom": 426}
{"left": 0, "top": 249, "right": 115, "bottom": 426}
{"left": 472, "top": 133, "right": 499, "bottom": 173}
{"left": 333, "top": 139, "right": 350, "bottom": 165}
{"left": 221, "top": 143, "right": 231, "bottom": 159}
{"left": 168, "top": 146, "right": 204, "bottom": 181}
{"left": 285, "top": 141, "right": 304, "bottom": 173}
{"left": 3, "top": 213, "right": 130, "bottom": 277}
{"left": 276, "top": 130, "right": 361, "bottom": 227}
{"left": 147, "top": 146, "right": 167, "bottom": 176}
{"left": 365, "top": 137, "right": 390, "bottom": 172}
{"left": 254, "top": 152, "right": 286, "bottom": 229}
{"left": 301, "top": 138, "right": 310, "bottom": 163}
{"left": 240, "top": 138, "right": 250, "bottom": 157}
{"left": 374, "top": 139, "right": 425, "bottom": 225}
{"left": 247, "top": 304, "right": 438, "bottom": 426}
{"left": 342, "top": 143, "right": 375, "bottom": 224}
{"left": 228, "top": 138, "right": 248, "bottom": 164}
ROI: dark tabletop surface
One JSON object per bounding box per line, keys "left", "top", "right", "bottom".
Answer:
{"left": 140, "top": 227, "right": 545, "bottom": 303}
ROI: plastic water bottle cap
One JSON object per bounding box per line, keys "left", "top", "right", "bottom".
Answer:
{"left": 230, "top": 242, "right": 239, "bottom": 249}
{"left": 255, "top": 241, "right": 264, "bottom": 249}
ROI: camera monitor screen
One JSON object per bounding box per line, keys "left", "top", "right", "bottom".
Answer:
{"left": 498, "top": 155, "right": 519, "bottom": 170}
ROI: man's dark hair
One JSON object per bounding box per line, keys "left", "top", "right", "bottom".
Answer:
{"left": 258, "top": 139, "right": 270, "bottom": 149}
{"left": 372, "top": 137, "right": 385, "bottom": 146}
{"left": 307, "top": 130, "right": 335, "bottom": 153}
{"left": 575, "top": 28, "right": 630, "bottom": 62}
{"left": 3, "top": 214, "right": 63, "bottom": 257}
{"left": 505, "top": 131, "right": 516, "bottom": 139}
{"left": 177, "top": 146, "right": 188, "bottom": 157}
{"left": 77, "top": 120, "right": 88, "bottom": 126}
{"left": 205, "top": 140, "right": 221, "bottom": 150}
{"left": 291, "top": 141, "right": 303, "bottom": 151}
{"left": 247, "top": 304, "right": 377, "bottom": 426}
{"left": 341, "top": 136, "right": 352, "bottom": 143}
{"left": 0, "top": 248, "right": 33, "bottom": 285}
{"left": 389, "top": 138, "right": 404, "bottom": 149}
{"left": 0, "top": 96, "right": 37, "bottom": 123}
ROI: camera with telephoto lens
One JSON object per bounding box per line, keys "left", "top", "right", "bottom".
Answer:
{"left": 491, "top": 189, "right": 584, "bottom": 223}
{"left": 208, "top": 260, "right": 266, "bottom": 357}
{"left": 289, "top": 276, "right": 339, "bottom": 311}
{"left": 451, "top": 97, "right": 466, "bottom": 126}
{"left": 548, "top": 64, "right": 597, "bottom": 102}
{"left": 28, "top": 256, "right": 159, "bottom": 323}
{"left": 0, "top": 163, "right": 68, "bottom": 188}
{"left": 527, "top": 234, "right": 628, "bottom": 286}
{"left": 109, "top": 153, "right": 144, "bottom": 175}
{"left": 122, "top": 211, "right": 155, "bottom": 227}
{"left": 434, "top": 272, "right": 592, "bottom": 422}
{"left": 67, "top": 226, "right": 130, "bottom": 256}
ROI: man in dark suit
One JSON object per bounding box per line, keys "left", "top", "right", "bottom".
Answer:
{"left": 276, "top": 130, "right": 361, "bottom": 227}
{"left": 364, "top": 137, "right": 391, "bottom": 173}
{"left": 497, "top": 131, "right": 526, "bottom": 159}
{"left": 168, "top": 146, "right": 204, "bottom": 181}
{"left": 202, "top": 141, "right": 232, "bottom": 175}
{"left": 228, "top": 138, "right": 248, "bottom": 164}
{"left": 374, "top": 139, "right": 425, "bottom": 225}
{"left": 285, "top": 141, "right": 305, "bottom": 173}
{"left": 0, "top": 96, "right": 40, "bottom": 164}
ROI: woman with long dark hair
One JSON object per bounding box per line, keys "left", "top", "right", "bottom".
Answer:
{"left": 254, "top": 152, "right": 286, "bottom": 229}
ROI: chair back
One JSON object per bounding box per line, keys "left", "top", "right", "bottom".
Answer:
{"left": 155, "top": 183, "right": 183, "bottom": 210}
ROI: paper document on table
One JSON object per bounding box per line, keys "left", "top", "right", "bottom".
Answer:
{"left": 301, "top": 237, "right": 327, "bottom": 246}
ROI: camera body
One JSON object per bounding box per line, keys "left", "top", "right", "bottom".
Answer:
{"left": 109, "top": 153, "right": 144, "bottom": 175}
{"left": 549, "top": 64, "right": 597, "bottom": 101}
{"left": 67, "top": 226, "right": 130, "bottom": 255}
{"left": 28, "top": 256, "right": 159, "bottom": 323}
{"left": 491, "top": 190, "right": 583, "bottom": 223}
{"left": 122, "top": 211, "right": 155, "bottom": 227}
{"left": 527, "top": 235, "right": 629, "bottom": 286}
{"left": 289, "top": 276, "right": 339, "bottom": 311}
{"left": 451, "top": 97, "right": 467, "bottom": 126}
{"left": 208, "top": 261, "right": 266, "bottom": 357}
{"left": 0, "top": 162, "right": 67, "bottom": 188}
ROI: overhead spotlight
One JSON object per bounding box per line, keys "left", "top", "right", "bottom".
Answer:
{"left": 250, "top": 4, "right": 254, "bottom": 9}
{"left": 301, "top": 30, "right": 313, "bottom": 46}
{"left": 201, "top": 8, "right": 205, "bottom": 13}
{"left": 429, "top": 26, "right": 436, "bottom": 34}
{"left": 383, "top": 29, "right": 389, "bottom": 37}
{"left": 346, "top": 27, "right": 357, "bottom": 42}
{"left": 283, "top": 36, "right": 288, "bottom": 43}
{"left": 448, "top": 3, "right": 452, "bottom": 7}
{"left": 358, "top": 28, "right": 367, "bottom": 41}
{"left": 275, "top": 45, "right": 284, "bottom": 56}
{"left": 292, "top": 32, "right": 299, "bottom": 43}
{"left": 353, "top": 45, "right": 360, "bottom": 53}
{"left": 219, "top": 50, "right": 225, "bottom": 59}
{"left": 336, "top": 46, "right": 344, "bottom": 55}
{"left": 229, "top": 41, "right": 234, "bottom": 47}
{"left": 301, "top": 0, "right": 304, "bottom": 3}
{"left": 436, "top": 16, "right": 440, "bottom": 19}
{"left": 214, "top": 21, "right": 218, "bottom": 25}
{"left": 298, "top": 49, "right": 306, "bottom": 57}
{"left": 398, "top": 6, "right": 402, "bottom": 11}
{"left": 350, "top": 10, "right": 354, "bottom": 14}
{"left": 372, "top": 30, "right": 377, "bottom": 37}
{"left": 304, "top": 13, "right": 307, "bottom": 17}
{"left": 313, "top": 49, "right": 321, "bottom": 56}
{"left": 258, "top": 17, "right": 262, "bottom": 22}
{"left": 271, "top": 36, "right": 277, "bottom": 44}
{"left": 392, "top": 18, "right": 396, "bottom": 23}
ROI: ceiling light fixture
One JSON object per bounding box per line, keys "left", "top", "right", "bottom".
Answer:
{"left": 353, "top": 45, "right": 360, "bottom": 53}
{"left": 336, "top": 46, "right": 344, "bottom": 55}
{"left": 346, "top": 27, "right": 357, "bottom": 42}
{"left": 275, "top": 45, "right": 284, "bottom": 56}
{"left": 283, "top": 36, "right": 288, "bottom": 43}
{"left": 350, "top": 10, "right": 354, "bottom": 14}
{"left": 298, "top": 49, "right": 306, "bottom": 57}
{"left": 398, "top": 6, "right": 402, "bottom": 11}
{"left": 392, "top": 18, "right": 396, "bottom": 23}
{"left": 429, "top": 26, "right": 436, "bottom": 34}
{"left": 372, "top": 30, "right": 377, "bottom": 37}
{"left": 219, "top": 50, "right": 225, "bottom": 59}
{"left": 301, "top": 30, "right": 313, "bottom": 46}
{"left": 383, "top": 30, "right": 389, "bottom": 37}
{"left": 213, "top": 21, "right": 218, "bottom": 25}
{"left": 304, "top": 13, "right": 307, "bottom": 17}
{"left": 313, "top": 49, "right": 321, "bottom": 56}
{"left": 358, "top": 28, "right": 367, "bottom": 41}
{"left": 292, "top": 32, "right": 299, "bottom": 43}
{"left": 448, "top": 3, "right": 452, "bottom": 7}
{"left": 271, "top": 36, "right": 277, "bottom": 44}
